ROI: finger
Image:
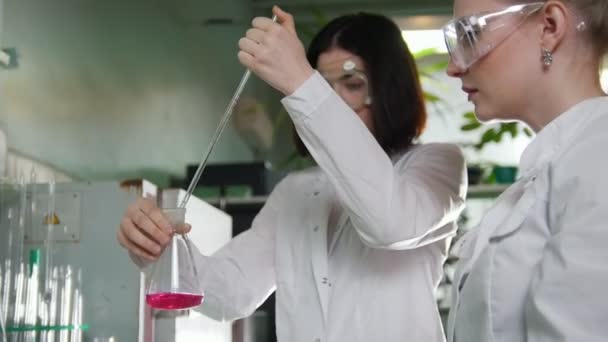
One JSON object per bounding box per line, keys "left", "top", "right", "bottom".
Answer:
{"left": 238, "top": 50, "right": 256, "bottom": 69}
{"left": 118, "top": 229, "right": 157, "bottom": 261}
{"left": 138, "top": 197, "right": 158, "bottom": 215}
{"left": 130, "top": 210, "right": 171, "bottom": 247}
{"left": 239, "top": 37, "right": 262, "bottom": 56}
{"left": 146, "top": 208, "right": 173, "bottom": 234}
{"left": 273, "top": 5, "right": 296, "bottom": 35}
{"left": 118, "top": 227, "right": 158, "bottom": 261}
{"left": 174, "top": 223, "right": 192, "bottom": 235}
{"left": 130, "top": 199, "right": 173, "bottom": 238}
{"left": 252, "top": 16, "right": 276, "bottom": 31}
{"left": 121, "top": 217, "right": 163, "bottom": 255}
{"left": 246, "top": 28, "right": 265, "bottom": 44}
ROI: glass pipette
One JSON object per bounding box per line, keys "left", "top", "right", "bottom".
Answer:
{"left": 179, "top": 15, "right": 278, "bottom": 209}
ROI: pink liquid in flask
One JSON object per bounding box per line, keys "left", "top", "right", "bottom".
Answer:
{"left": 146, "top": 292, "right": 204, "bottom": 310}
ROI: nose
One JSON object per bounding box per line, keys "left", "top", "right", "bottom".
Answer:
{"left": 446, "top": 57, "right": 467, "bottom": 78}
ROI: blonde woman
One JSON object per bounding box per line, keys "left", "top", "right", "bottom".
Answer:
{"left": 442, "top": 0, "right": 608, "bottom": 341}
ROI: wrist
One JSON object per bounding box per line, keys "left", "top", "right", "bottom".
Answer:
{"left": 284, "top": 65, "right": 315, "bottom": 95}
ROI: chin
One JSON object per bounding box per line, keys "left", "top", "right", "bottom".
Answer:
{"left": 472, "top": 98, "right": 509, "bottom": 122}
{"left": 472, "top": 106, "right": 496, "bottom": 123}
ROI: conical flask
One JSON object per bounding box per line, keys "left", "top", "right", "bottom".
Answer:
{"left": 145, "top": 208, "right": 203, "bottom": 310}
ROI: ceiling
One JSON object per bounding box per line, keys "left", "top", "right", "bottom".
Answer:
{"left": 164, "top": 0, "right": 454, "bottom": 30}
{"left": 252, "top": 0, "right": 454, "bottom": 23}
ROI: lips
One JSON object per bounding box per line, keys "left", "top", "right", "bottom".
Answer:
{"left": 462, "top": 86, "right": 479, "bottom": 101}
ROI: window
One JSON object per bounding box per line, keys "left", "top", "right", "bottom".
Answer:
{"left": 601, "top": 67, "right": 608, "bottom": 93}
{"left": 401, "top": 29, "right": 447, "bottom": 54}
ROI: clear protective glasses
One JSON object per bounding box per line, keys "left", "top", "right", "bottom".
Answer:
{"left": 443, "top": 2, "right": 545, "bottom": 69}
{"left": 320, "top": 59, "right": 372, "bottom": 111}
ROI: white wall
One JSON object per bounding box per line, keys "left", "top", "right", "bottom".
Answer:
{"left": 0, "top": 0, "right": 276, "bottom": 184}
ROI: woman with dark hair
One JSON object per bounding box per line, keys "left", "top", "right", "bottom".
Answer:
{"left": 118, "top": 7, "right": 467, "bottom": 342}
{"left": 292, "top": 12, "right": 427, "bottom": 157}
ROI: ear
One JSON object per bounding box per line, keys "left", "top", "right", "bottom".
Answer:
{"left": 538, "top": 1, "right": 569, "bottom": 52}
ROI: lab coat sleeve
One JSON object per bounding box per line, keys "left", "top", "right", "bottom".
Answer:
{"left": 281, "top": 71, "right": 466, "bottom": 250}
{"left": 190, "top": 179, "right": 284, "bottom": 321}
{"left": 525, "top": 130, "right": 608, "bottom": 341}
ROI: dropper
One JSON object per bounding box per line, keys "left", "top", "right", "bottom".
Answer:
{"left": 179, "top": 15, "right": 278, "bottom": 209}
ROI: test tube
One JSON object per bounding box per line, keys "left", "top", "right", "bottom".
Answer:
{"left": 24, "top": 249, "right": 40, "bottom": 342}
{"left": 70, "top": 269, "right": 82, "bottom": 342}
{"left": 0, "top": 179, "right": 7, "bottom": 342}
{"left": 1, "top": 180, "right": 14, "bottom": 326}
{"left": 44, "top": 267, "right": 59, "bottom": 342}
{"left": 59, "top": 265, "right": 72, "bottom": 342}
{"left": 44, "top": 179, "right": 56, "bottom": 296}
{"left": 8, "top": 175, "right": 27, "bottom": 340}
{"left": 0, "top": 295, "right": 7, "bottom": 342}
{"left": 39, "top": 179, "right": 57, "bottom": 342}
{"left": 11, "top": 262, "right": 25, "bottom": 341}
{"left": 1, "top": 232, "right": 10, "bottom": 328}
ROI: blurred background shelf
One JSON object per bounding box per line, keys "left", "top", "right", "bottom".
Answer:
{"left": 467, "top": 184, "right": 509, "bottom": 199}
{"left": 5, "top": 323, "right": 89, "bottom": 332}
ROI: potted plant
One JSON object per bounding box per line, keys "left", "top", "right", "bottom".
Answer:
{"left": 460, "top": 112, "right": 533, "bottom": 184}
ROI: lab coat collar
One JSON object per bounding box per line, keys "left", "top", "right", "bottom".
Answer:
{"left": 519, "top": 96, "right": 608, "bottom": 177}
{"left": 451, "top": 177, "right": 534, "bottom": 261}
{"left": 448, "top": 176, "right": 538, "bottom": 341}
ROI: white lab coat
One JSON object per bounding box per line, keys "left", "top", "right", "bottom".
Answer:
{"left": 193, "top": 72, "right": 467, "bottom": 342}
{"left": 447, "top": 96, "right": 608, "bottom": 342}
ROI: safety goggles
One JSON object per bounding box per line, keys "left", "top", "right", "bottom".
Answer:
{"left": 443, "top": 2, "right": 544, "bottom": 69}
{"left": 320, "top": 59, "right": 372, "bottom": 111}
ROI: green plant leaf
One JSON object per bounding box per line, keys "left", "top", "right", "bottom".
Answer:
{"left": 506, "top": 122, "right": 518, "bottom": 138}
{"left": 300, "top": 27, "right": 317, "bottom": 41}
{"left": 495, "top": 130, "right": 504, "bottom": 142}
{"left": 424, "top": 92, "right": 443, "bottom": 103}
{"left": 412, "top": 48, "right": 441, "bottom": 60}
{"left": 419, "top": 72, "right": 445, "bottom": 83}
{"left": 310, "top": 8, "right": 329, "bottom": 27}
{"left": 420, "top": 60, "right": 449, "bottom": 74}
{"left": 480, "top": 129, "right": 497, "bottom": 145}
{"left": 418, "top": 71, "right": 434, "bottom": 79}
{"left": 463, "top": 111, "right": 477, "bottom": 120}
{"left": 461, "top": 122, "right": 482, "bottom": 131}
{"left": 272, "top": 108, "right": 289, "bottom": 131}
{"left": 276, "top": 151, "right": 301, "bottom": 170}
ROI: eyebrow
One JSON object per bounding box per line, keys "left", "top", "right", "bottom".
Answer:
{"left": 321, "top": 71, "right": 366, "bottom": 82}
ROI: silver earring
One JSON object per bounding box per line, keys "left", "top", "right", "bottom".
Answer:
{"left": 576, "top": 21, "right": 586, "bottom": 32}
{"left": 364, "top": 96, "right": 372, "bottom": 105}
{"left": 542, "top": 49, "right": 553, "bottom": 67}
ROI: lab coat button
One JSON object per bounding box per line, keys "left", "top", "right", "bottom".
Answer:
{"left": 313, "top": 225, "right": 319, "bottom": 232}
{"left": 314, "top": 339, "right": 321, "bottom": 342}
{"left": 313, "top": 191, "right": 320, "bottom": 196}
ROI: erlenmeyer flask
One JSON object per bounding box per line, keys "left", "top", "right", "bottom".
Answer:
{"left": 145, "top": 208, "right": 203, "bottom": 310}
